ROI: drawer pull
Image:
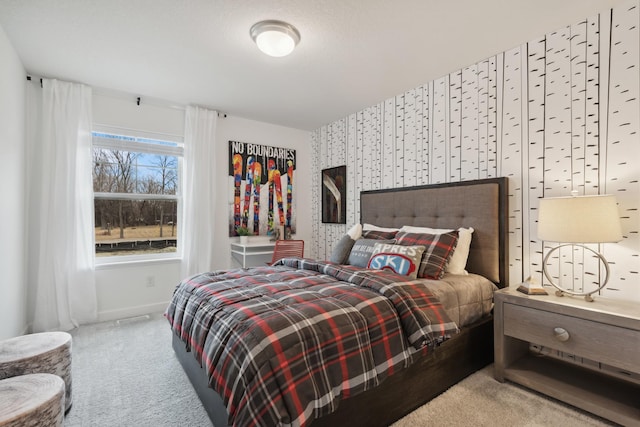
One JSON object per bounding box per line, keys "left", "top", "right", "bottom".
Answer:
{"left": 553, "top": 327, "right": 570, "bottom": 342}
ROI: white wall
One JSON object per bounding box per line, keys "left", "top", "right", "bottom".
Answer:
{"left": 94, "top": 259, "right": 182, "bottom": 322}
{"left": 93, "top": 94, "right": 311, "bottom": 321}
{"left": 311, "top": 0, "right": 640, "bottom": 302}
{"left": 0, "top": 24, "right": 27, "bottom": 339}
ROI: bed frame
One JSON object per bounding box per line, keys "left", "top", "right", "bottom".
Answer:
{"left": 172, "top": 177, "right": 509, "bottom": 426}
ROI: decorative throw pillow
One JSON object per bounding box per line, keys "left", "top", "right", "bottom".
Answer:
{"left": 395, "top": 231, "right": 459, "bottom": 279}
{"left": 329, "top": 224, "right": 363, "bottom": 264}
{"left": 348, "top": 238, "right": 395, "bottom": 268}
{"left": 399, "top": 226, "right": 474, "bottom": 275}
{"left": 362, "top": 223, "right": 400, "bottom": 239}
{"left": 329, "top": 235, "right": 356, "bottom": 264}
{"left": 367, "top": 243, "right": 426, "bottom": 279}
{"left": 362, "top": 229, "right": 398, "bottom": 240}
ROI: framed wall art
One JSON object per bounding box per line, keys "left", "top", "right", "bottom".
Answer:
{"left": 321, "top": 165, "right": 346, "bottom": 224}
{"left": 228, "top": 140, "right": 296, "bottom": 237}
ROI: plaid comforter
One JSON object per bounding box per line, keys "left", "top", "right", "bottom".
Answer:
{"left": 165, "top": 258, "right": 459, "bottom": 427}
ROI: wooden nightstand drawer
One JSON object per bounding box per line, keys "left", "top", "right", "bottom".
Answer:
{"left": 503, "top": 303, "right": 638, "bottom": 374}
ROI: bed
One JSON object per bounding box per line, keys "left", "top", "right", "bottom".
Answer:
{"left": 167, "top": 177, "right": 509, "bottom": 427}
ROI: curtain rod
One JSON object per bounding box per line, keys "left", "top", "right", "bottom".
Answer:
{"left": 93, "top": 86, "right": 186, "bottom": 111}
{"left": 25, "top": 74, "right": 227, "bottom": 117}
{"left": 26, "top": 75, "right": 42, "bottom": 88}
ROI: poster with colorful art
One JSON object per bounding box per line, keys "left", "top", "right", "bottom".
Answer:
{"left": 228, "top": 140, "right": 296, "bottom": 237}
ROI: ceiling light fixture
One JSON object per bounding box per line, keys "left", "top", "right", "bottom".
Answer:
{"left": 250, "top": 20, "right": 300, "bottom": 57}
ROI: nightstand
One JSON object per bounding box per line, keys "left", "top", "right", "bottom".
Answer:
{"left": 494, "top": 287, "right": 640, "bottom": 426}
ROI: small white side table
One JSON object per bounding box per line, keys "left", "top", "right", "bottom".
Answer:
{"left": 230, "top": 240, "right": 275, "bottom": 267}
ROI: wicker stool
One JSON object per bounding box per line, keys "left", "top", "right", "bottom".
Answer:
{"left": 0, "top": 332, "right": 72, "bottom": 412}
{"left": 0, "top": 373, "right": 65, "bottom": 426}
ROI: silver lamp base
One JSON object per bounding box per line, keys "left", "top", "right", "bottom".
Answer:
{"left": 542, "top": 243, "right": 611, "bottom": 302}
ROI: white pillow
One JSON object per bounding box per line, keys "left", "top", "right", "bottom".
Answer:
{"left": 362, "top": 223, "right": 400, "bottom": 232}
{"left": 347, "top": 223, "right": 363, "bottom": 240}
{"left": 399, "top": 225, "right": 474, "bottom": 275}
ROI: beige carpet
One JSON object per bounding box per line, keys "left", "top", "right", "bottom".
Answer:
{"left": 393, "top": 366, "right": 614, "bottom": 427}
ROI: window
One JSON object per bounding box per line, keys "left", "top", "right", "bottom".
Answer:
{"left": 92, "top": 129, "right": 183, "bottom": 260}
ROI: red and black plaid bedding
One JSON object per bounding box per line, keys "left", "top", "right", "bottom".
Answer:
{"left": 165, "top": 258, "right": 459, "bottom": 427}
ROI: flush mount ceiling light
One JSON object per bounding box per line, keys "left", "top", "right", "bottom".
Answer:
{"left": 250, "top": 20, "right": 300, "bottom": 57}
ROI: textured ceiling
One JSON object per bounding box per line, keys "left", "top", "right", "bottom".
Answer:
{"left": 0, "top": 0, "right": 626, "bottom": 130}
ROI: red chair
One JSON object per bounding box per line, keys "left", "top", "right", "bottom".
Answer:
{"left": 268, "top": 240, "right": 304, "bottom": 265}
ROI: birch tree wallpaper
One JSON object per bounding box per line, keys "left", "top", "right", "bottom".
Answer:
{"left": 311, "top": 0, "right": 640, "bottom": 302}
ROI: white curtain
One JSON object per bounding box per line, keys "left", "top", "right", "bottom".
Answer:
{"left": 181, "top": 106, "right": 218, "bottom": 277}
{"left": 26, "top": 78, "right": 97, "bottom": 332}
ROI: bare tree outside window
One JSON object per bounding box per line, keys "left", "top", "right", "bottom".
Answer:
{"left": 153, "top": 155, "right": 177, "bottom": 238}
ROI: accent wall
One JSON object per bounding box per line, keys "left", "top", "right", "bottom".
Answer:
{"left": 311, "top": 0, "right": 640, "bottom": 302}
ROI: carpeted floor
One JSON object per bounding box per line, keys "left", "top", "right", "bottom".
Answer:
{"left": 65, "top": 312, "right": 212, "bottom": 427}
{"left": 65, "top": 312, "right": 614, "bottom": 426}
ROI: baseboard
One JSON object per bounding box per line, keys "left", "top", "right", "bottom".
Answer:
{"left": 97, "top": 301, "right": 169, "bottom": 323}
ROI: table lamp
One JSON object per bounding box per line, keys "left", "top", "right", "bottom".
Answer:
{"left": 537, "top": 193, "right": 622, "bottom": 302}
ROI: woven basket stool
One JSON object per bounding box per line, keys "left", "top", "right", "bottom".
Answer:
{"left": 0, "top": 373, "right": 65, "bottom": 426}
{"left": 0, "top": 332, "right": 72, "bottom": 412}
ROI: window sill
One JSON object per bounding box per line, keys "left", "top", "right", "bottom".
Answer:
{"left": 95, "top": 255, "right": 181, "bottom": 270}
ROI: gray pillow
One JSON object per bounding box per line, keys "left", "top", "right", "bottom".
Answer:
{"left": 347, "top": 238, "right": 395, "bottom": 268}
{"left": 329, "top": 234, "right": 356, "bottom": 264}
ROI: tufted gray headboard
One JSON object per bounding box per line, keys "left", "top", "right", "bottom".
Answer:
{"left": 360, "top": 177, "right": 508, "bottom": 288}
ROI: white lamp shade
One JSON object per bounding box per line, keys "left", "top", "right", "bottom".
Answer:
{"left": 538, "top": 194, "right": 623, "bottom": 243}
{"left": 250, "top": 20, "right": 300, "bottom": 57}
